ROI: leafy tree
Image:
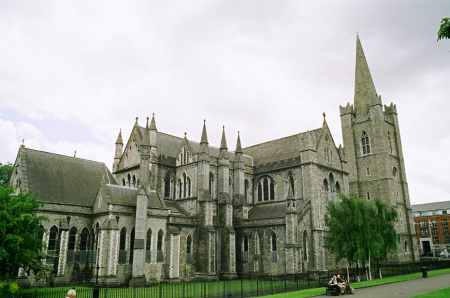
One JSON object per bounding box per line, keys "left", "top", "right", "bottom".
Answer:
{"left": 437, "top": 18, "right": 450, "bottom": 41}
{"left": 0, "top": 185, "right": 51, "bottom": 282}
{"left": 325, "top": 194, "right": 399, "bottom": 280}
{"left": 0, "top": 162, "right": 13, "bottom": 187}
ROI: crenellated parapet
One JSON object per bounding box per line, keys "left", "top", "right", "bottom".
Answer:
{"left": 339, "top": 102, "right": 354, "bottom": 116}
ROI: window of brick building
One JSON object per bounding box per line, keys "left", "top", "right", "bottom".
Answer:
{"left": 431, "top": 220, "right": 437, "bottom": 227}
{"left": 433, "top": 229, "right": 438, "bottom": 236}
{"left": 443, "top": 219, "right": 448, "bottom": 226}
{"left": 434, "top": 237, "right": 439, "bottom": 244}
{"left": 444, "top": 228, "right": 449, "bottom": 235}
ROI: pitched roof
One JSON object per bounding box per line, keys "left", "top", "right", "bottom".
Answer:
{"left": 411, "top": 201, "right": 450, "bottom": 213}
{"left": 247, "top": 199, "right": 309, "bottom": 220}
{"left": 21, "top": 148, "right": 117, "bottom": 207}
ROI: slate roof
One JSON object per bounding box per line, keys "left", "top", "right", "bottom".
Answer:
{"left": 105, "top": 185, "right": 164, "bottom": 208}
{"left": 243, "top": 128, "right": 322, "bottom": 166}
{"left": 411, "top": 201, "right": 450, "bottom": 212}
{"left": 165, "top": 200, "right": 189, "bottom": 216}
{"left": 247, "top": 199, "right": 310, "bottom": 220}
{"left": 21, "top": 148, "right": 117, "bottom": 207}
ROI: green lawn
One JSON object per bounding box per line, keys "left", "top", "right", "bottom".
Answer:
{"left": 411, "top": 287, "right": 450, "bottom": 298}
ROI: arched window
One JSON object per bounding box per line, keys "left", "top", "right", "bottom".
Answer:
{"left": 323, "top": 179, "right": 329, "bottom": 216}
{"left": 258, "top": 176, "right": 275, "bottom": 201}
{"left": 242, "top": 233, "right": 249, "bottom": 262}
{"left": 186, "top": 235, "right": 192, "bottom": 265}
{"left": 303, "top": 231, "right": 308, "bottom": 261}
{"left": 67, "top": 227, "right": 77, "bottom": 263}
{"left": 79, "top": 228, "right": 89, "bottom": 262}
{"left": 122, "top": 178, "right": 126, "bottom": 186}
{"left": 271, "top": 232, "right": 277, "bottom": 262}
{"left": 119, "top": 228, "right": 127, "bottom": 264}
{"left": 263, "top": 178, "right": 269, "bottom": 201}
{"left": 129, "top": 228, "right": 135, "bottom": 264}
{"left": 209, "top": 172, "right": 214, "bottom": 196}
{"left": 404, "top": 240, "right": 408, "bottom": 253}
{"left": 183, "top": 173, "right": 187, "bottom": 197}
{"left": 157, "top": 230, "right": 163, "bottom": 262}
{"left": 388, "top": 132, "right": 393, "bottom": 154}
{"left": 187, "top": 177, "right": 191, "bottom": 197}
{"left": 47, "top": 226, "right": 58, "bottom": 264}
{"left": 128, "top": 174, "right": 131, "bottom": 187}
{"left": 392, "top": 167, "right": 398, "bottom": 177}
{"left": 258, "top": 183, "right": 262, "bottom": 202}
{"left": 178, "top": 178, "right": 182, "bottom": 199}
{"left": 164, "top": 171, "right": 172, "bottom": 198}
{"left": 146, "top": 229, "right": 152, "bottom": 263}
{"left": 132, "top": 175, "right": 136, "bottom": 188}
{"left": 335, "top": 182, "right": 341, "bottom": 196}
{"left": 329, "top": 173, "right": 335, "bottom": 202}
{"left": 361, "top": 131, "right": 371, "bottom": 155}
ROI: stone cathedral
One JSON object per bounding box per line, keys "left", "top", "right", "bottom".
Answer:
{"left": 10, "top": 36, "right": 419, "bottom": 286}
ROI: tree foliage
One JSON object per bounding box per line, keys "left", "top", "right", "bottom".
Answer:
{"left": 0, "top": 162, "right": 13, "bottom": 187}
{"left": 437, "top": 18, "right": 450, "bottom": 41}
{"left": 0, "top": 185, "right": 51, "bottom": 281}
{"left": 325, "top": 194, "right": 400, "bottom": 267}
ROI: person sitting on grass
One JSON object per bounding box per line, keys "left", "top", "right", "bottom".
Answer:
{"left": 66, "top": 289, "right": 76, "bottom": 298}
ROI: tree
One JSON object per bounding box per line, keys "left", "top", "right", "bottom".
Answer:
{"left": 325, "top": 194, "right": 399, "bottom": 280}
{"left": 0, "top": 185, "right": 51, "bottom": 282}
{"left": 437, "top": 18, "right": 450, "bottom": 41}
{"left": 0, "top": 162, "right": 13, "bottom": 187}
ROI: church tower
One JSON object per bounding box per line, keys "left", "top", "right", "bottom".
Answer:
{"left": 340, "top": 35, "right": 419, "bottom": 261}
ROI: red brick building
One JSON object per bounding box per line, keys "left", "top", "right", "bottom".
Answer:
{"left": 412, "top": 201, "right": 450, "bottom": 257}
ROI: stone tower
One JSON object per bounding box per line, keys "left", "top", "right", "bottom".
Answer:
{"left": 340, "top": 35, "right": 419, "bottom": 261}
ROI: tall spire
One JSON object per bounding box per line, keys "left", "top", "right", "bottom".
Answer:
{"left": 354, "top": 34, "right": 377, "bottom": 116}
{"left": 219, "top": 126, "right": 229, "bottom": 160}
{"left": 201, "top": 120, "right": 208, "bottom": 144}
{"left": 149, "top": 113, "right": 157, "bottom": 131}
{"left": 235, "top": 131, "right": 243, "bottom": 153}
{"left": 142, "top": 117, "right": 150, "bottom": 146}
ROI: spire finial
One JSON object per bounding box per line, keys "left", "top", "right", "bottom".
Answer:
{"left": 149, "top": 113, "right": 157, "bottom": 131}
{"left": 21, "top": 139, "right": 25, "bottom": 148}
{"left": 136, "top": 117, "right": 138, "bottom": 123}
{"left": 323, "top": 112, "right": 326, "bottom": 119}
{"left": 236, "top": 131, "right": 243, "bottom": 153}
{"left": 220, "top": 125, "right": 227, "bottom": 150}
{"left": 201, "top": 119, "right": 208, "bottom": 144}
{"left": 184, "top": 132, "right": 187, "bottom": 138}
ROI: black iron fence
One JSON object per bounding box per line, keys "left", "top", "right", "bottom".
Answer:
{"left": 8, "top": 260, "right": 450, "bottom": 298}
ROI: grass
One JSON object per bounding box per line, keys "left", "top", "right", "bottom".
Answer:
{"left": 267, "top": 268, "right": 450, "bottom": 298}
{"left": 411, "top": 287, "right": 450, "bottom": 298}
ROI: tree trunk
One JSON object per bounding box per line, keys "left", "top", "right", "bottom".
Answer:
{"left": 368, "top": 250, "right": 372, "bottom": 281}
{"left": 346, "top": 260, "right": 350, "bottom": 282}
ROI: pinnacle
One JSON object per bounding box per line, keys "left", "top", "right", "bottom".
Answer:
{"left": 354, "top": 35, "right": 377, "bottom": 116}
{"left": 116, "top": 129, "right": 123, "bottom": 144}
{"left": 220, "top": 126, "right": 228, "bottom": 150}
{"left": 150, "top": 113, "right": 157, "bottom": 131}
{"left": 201, "top": 120, "right": 208, "bottom": 144}
{"left": 235, "top": 131, "right": 243, "bottom": 153}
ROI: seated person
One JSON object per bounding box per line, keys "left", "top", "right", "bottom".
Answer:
{"left": 337, "top": 274, "right": 354, "bottom": 294}
{"left": 328, "top": 275, "right": 343, "bottom": 295}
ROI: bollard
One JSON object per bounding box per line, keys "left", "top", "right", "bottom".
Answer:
{"left": 421, "top": 267, "right": 427, "bottom": 278}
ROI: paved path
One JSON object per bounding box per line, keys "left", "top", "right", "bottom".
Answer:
{"left": 338, "top": 273, "right": 450, "bottom": 297}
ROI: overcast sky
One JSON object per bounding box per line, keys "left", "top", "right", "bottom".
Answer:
{"left": 1, "top": 1, "right": 449, "bottom": 205}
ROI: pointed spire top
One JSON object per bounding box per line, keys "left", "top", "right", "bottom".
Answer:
{"left": 323, "top": 112, "right": 327, "bottom": 123}
{"left": 220, "top": 126, "right": 227, "bottom": 150}
{"left": 135, "top": 117, "right": 139, "bottom": 125}
{"left": 354, "top": 34, "right": 377, "bottom": 116}
{"left": 149, "top": 113, "right": 157, "bottom": 131}
{"left": 235, "top": 131, "right": 243, "bottom": 153}
{"left": 201, "top": 119, "right": 208, "bottom": 144}
{"left": 146, "top": 117, "right": 149, "bottom": 129}
{"left": 184, "top": 132, "right": 187, "bottom": 138}
{"left": 115, "top": 129, "right": 123, "bottom": 144}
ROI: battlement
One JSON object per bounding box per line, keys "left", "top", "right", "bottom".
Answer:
{"left": 339, "top": 103, "right": 354, "bottom": 116}
{"left": 384, "top": 102, "right": 398, "bottom": 115}
{"left": 369, "top": 95, "right": 382, "bottom": 107}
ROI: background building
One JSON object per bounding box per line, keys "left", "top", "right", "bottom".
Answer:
{"left": 412, "top": 201, "right": 450, "bottom": 257}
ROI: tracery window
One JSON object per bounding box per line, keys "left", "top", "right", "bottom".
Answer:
{"left": 361, "top": 131, "right": 371, "bottom": 155}
{"left": 79, "top": 228, "right": 89, "bottom": 262}
{"left": 47, "top": 226, "right": 58, "bottom": 264}
{"left": 157, "top": 230, "right": 164, "bottom": 262}
{"left": 164, "top": 171, "right": 173, "bottom": 198}
{"left": 271, "top": 232, "right": 277, "bottom": 262}
{"left": 258, "top": 176, "right": 275, "bottom": 201}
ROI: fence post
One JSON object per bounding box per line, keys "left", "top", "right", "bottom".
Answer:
{"left": 271, "top": 275, "right": 273, "bottom": 295}
{"left": 257, "top": 275, "right": 259, "bottom": 297}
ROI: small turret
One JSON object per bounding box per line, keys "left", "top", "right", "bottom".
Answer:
{"left": 149, "top": 113, "right": 157, "bottom": 148}
{"left": 139, "top": 117, "right": 151, "bottom": 190}
{"left": 113, "top": 129, "right": 123, "bottom": 171}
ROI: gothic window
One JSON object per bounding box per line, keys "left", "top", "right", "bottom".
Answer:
{"left": 404, "top": 240, "right": 408, "bottom": 253}
{"left": 132, "top": 175, "right": 136, "bottom": 188}
{"left": 186, "top": 235, "right": 192, "bottom": 265}
{"left": 258, "top": 176, "right": 275, "bottom": 201}
{"left": 122, "top": 178, "right": 126, "bottom": 186}
{"left": 209, "top": 172, "right": 214, "bottom": 196}
{"left": 361, "top": 131, "right": 371, "bottom": 155}
{"left": 129, "top": 228, "right": 135, "bottom": 264}
{"left": 388, "top": 132, "right": 393, "bottom": 154}
{"left": 146, "top": 229, "right": 151, "bottom": 263}
{"left": 288, "top": 173, "right": 295, "bottom": 196}
{"left": 335, "top": 182, "right": 341, "bottom": 196}
{"left": 67, "top": 227, "right": 77, "bottom": 263}
{"left": 367, "top": 168, "right": 370, "bottom": 176}
{"left": 303, "top": 231, "right": 308, "bottom": 261}
{"left": 47, "top": 226, "right": 58, "bottom": 264}
{"left": 183, "top": 173, "right": 187, "bottom": 197}
{"left": 164, "top": 171, "right": 172, "bottom": 198}
{"left": 329, "top": 173, "right": 335, "bottom": 201}
{"left": 323, "top": 179, "right": 329, "bottom": 216}
{"left": 127, "top": 174, "right": 132, "bottom": 187}
{"left": 187, "top": 177, "right": 191, "bottom": 197}
{"left": 271, "top": 232, "right": 277, "bottom": 262}
{"left": 242, "top": 233, "right": 249, "bottom": 262}
{"left": 367, "top": 192, "right": 371, "bottom": 200}
{"left": 178, "top": 178, "right": 182, "bottom": 199}
{"left": 392, "top": 167, "right": 398, "bottom": 177}
{"left": 157, "top": 230, "right": 163, "bottom": 262}
{"left": 78, "top": 228, "right": 89, "bottom": 262}
{"left": 119, "top": 228, "right": 127, "bottom": 264}
{"left": 229, "top": 177, "right": 233, "bottom": 193}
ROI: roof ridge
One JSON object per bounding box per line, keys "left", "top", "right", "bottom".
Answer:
{"left": 22, "top": 147, "right": 108, "bottom": 165}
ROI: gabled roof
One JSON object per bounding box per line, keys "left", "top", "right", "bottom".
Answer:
{"left": 17, "top": 147, "right": 117, "bottom": 207}
{"left": 247, "top": 199, "right": 310, "bottom": 220}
